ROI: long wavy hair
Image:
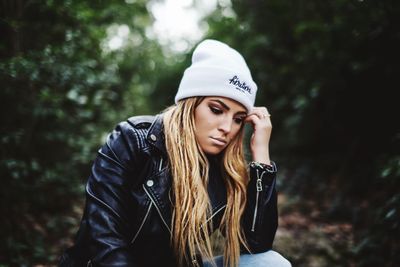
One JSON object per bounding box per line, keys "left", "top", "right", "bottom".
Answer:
{"left": 163, "top": 97, "right": 250, "bottom": 267}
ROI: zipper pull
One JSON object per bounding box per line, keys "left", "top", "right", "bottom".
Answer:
{"left": 256, "top": 178, "right": 262, "bottom": 192}
{"left": 256, "top": 169, "right": 263, "bottom": 192}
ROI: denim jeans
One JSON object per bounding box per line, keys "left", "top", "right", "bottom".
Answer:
{"left": 202, "top": 250, "right": 291, "bottom": 267}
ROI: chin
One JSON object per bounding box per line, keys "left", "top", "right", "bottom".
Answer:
{"left": 202, "top": 146, "right": 225, "bottom": 155}
{"left": 205, "top": 150, "right": 220, "bottom": 155}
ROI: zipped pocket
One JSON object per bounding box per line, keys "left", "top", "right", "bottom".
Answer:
{"left": 251, "top": 169, "right": 265, "bottom": 232}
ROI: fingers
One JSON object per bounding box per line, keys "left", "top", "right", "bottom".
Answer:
{"left": 246, "top": 107, "right": 273, "bottom": 154}
{"left": 247, "top": 107, "right": 271, "bottom": 121}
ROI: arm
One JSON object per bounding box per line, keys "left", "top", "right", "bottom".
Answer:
{"left": 63, "top": 121, "right": 142, "bottom": 266}
{"left": 242, "top": 107, "right": 278, "bottom": 253}
{"left": 242, "top": 161, "right": 278, "bottom": 253}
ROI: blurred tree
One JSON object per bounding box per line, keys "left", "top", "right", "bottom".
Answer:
{"left": 0, "top": 0, "right": 165, "bottom": 264}
{"left": 203, "top": 0, "right": 399, "bottom": 266}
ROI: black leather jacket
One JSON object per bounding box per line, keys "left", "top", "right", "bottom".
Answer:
{"left": 59, "top": 115, "right": 278, "bottom": 267}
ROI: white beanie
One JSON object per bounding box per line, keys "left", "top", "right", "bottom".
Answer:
{"left": 175, "top": 39, "right": 257, "bottom": 112}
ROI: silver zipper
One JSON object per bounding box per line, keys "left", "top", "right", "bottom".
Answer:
{"left": 159, "top": 157, "right": 163, "bottom": 171}
{"left": 200, "top": 204, "right": 227, "bottom": 229}
{"left": 251, "top": 169, "right": 265, "bottom": 232}
{"left": 131, "top": 202, "right": 153, "bottom": 244}
{"left": 143, "top": 184, "right": 172, "bottom": 234}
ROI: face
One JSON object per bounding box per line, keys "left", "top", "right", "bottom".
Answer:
{"left": 194, "top": 96, "right": 247, "bottom": 155}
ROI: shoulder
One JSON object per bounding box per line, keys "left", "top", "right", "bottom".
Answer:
{"left": 117, "top": 115, "right": 157, "bottom": 153}
{"left": 116, "top": 115, "right": 156, "bottom": 133}
{"left": 114, "top": 115, "right": 156, "bottom": 143}
{"left": 103, "top": 115, "right": 157, "bottom": 169}
{"left": 126, "top": 115, "right": 156, "bottom": 129}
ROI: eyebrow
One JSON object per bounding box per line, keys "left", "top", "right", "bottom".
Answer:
{"left": 210, "top": 99, "right": 247, "bottom": 115}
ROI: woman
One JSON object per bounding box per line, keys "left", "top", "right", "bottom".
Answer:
{"left": 59, "top": 39, "right": 291, "bottom": 267}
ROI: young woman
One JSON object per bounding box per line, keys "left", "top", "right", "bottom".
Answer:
{"left": 59, "top": 40, "right": 291, "bottom": 267}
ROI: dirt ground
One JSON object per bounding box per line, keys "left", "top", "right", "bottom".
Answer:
{"left": 273, "top": 193, "right": 354, "bottom": 267}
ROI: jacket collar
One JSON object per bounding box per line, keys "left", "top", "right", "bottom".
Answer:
{"left": 146, "top": 113, "right": 167, "bottom": 155}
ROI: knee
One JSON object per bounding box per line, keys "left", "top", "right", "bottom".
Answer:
{"left": 258, "top": 250, "right": 291, "bottom": 267}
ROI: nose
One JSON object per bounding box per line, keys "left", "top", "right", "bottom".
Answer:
{"left": 218, "top": 117, "right": 232, "bottom": 134}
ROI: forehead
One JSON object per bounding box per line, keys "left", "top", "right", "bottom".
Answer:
{"left": 203, "top": 96, "right": 247, "bottom": 113}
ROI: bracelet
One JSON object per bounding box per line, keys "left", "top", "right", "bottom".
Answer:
{"left": 250, "top": 161, "right": 277, "bottom": 173}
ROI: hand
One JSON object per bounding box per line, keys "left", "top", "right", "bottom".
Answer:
{"left": 244, "top": 107, "right": 272, "bottom": 165}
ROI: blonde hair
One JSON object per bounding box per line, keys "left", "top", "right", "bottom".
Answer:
{"left": 163, "top": 97, "right": 249, "bottom": 267}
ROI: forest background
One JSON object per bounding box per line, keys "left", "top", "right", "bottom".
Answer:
{"left": 0, "top": 0, "right": 399, "bottom": 266}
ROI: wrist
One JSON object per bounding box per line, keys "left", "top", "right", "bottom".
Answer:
{"left": 254, "top": 158, "right": 271, "bottom": 165}
{"left": 250, "top": 160, "right": 277, "bottom": 173}
{"left": 252, "top": 150, "right": 270, "bottom": 165}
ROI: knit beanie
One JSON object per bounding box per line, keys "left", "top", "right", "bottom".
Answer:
{"left": 175, "top": 39, "right": 257, "bottom": 112}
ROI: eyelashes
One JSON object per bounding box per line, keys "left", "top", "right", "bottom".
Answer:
{"left": 209, "top": 106, "right": 244, "bottom": 124}
{"left": 210, "top": 106, "right": 223, "bottom": 114}
{"left": 234, "top": 117, "right": 244, "bottom": 124}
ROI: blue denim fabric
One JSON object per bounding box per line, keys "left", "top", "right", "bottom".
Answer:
{"left": 203, "top": 250, "right": 291, "bottom": 267}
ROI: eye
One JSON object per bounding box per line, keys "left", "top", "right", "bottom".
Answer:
{"left": 210, "top": 106, "right": 223, "bottom": 115}
{"left": 234, "top": 117, "right": 244, "bottom": 124}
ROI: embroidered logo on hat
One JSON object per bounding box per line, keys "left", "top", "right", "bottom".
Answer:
{"left": 228, "top": 75, "right": 252, "bottom": 94}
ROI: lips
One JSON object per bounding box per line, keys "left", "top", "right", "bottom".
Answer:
{"left": 210, "top": 137, "right": 227, "bottom": 146}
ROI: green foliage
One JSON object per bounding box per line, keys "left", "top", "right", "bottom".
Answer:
{"left": 0, "top": 0, "right": 164, "bottom": 265}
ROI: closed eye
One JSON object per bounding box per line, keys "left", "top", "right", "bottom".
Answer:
{"left": 210, "top": 106, "right": 223, "bottom": 115}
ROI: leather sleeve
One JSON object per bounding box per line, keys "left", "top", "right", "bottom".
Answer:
{"left": 241, "top": 161, "right": 278, "bottom": 253}
{"left": 81, "top": 121, "right": 141, "bottom": 266}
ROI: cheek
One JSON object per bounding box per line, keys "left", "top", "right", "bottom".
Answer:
{"left": 229, "top": 124, "right": 242, "bottom": 138}
{"left": 196, "top": 115, "right": 215, "bottom": 132}
{"left": 195, "top": 115, "right": 207, "bottom": 129}
{"left": 194, "top": 115, "right": 212, "bottom": 139}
